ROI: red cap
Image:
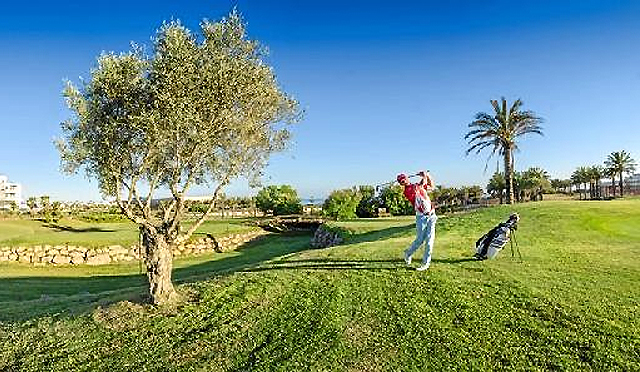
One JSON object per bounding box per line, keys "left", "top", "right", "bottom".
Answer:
{"left": 396, "top": 173, "right": 408, "bottom": 183}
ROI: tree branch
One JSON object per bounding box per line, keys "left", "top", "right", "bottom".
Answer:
{"left": 174, "top": 178, "right": 228, "bottom": 246}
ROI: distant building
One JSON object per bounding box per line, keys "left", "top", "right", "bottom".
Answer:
{"left": 626, "top": 173, "right": 640, "bottom": 195}
{"left": 0, "top": 175, "right": 22, "bottom": 210}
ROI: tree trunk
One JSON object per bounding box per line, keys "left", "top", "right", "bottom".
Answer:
{"left": 612, "top": 177, "right": 616, "bottom": 197}
{"left": 141, "top": 226, "right": 180, "bottom": 305}
{"left": 504, "top": 148, "right": 514, "bottom": 204}
{"left": 619, "top": 173, "right": 624, "bottom": 197}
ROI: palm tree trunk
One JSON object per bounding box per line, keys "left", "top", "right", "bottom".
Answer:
{"left": 504, "top": 148, "right": 514, "bottom": 204}
{"left": 612, "top": 177, "right": 616, "bottom": 197}
{"left": 619, "top": 173, "right": 624, "bottom": 197}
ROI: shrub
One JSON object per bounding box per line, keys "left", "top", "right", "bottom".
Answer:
{"left": 379, "top": 185, "right": 413, "bottom": 215}
{"left": 255, "top": 185, "right": 303, "bottom": 216}
{"left": 323, "top": 188, "right": 360, "bottom": 220}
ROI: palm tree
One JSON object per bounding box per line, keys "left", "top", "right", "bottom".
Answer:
{"left": 522, "top": 167, "right": 550, "bottom": 201}
{"left": 27, "top": 197, "right": 38, "bottom": 217}
{"left": 487, "top": 171, "right": 506, "bottom": 204}
{"left": 587, "top": 165, "right": 604, "bottom": 199}
{"left": 465, "top": 97, "right": 543, "bottom": 204}
{"left": 571, "top": 167, "right": 590, "bottom": 200}
{"left": 604, "top": 166, "right": 617, "bottom": 198}
{"left": 605, "top": 150, "right": 637, "bottom": 197}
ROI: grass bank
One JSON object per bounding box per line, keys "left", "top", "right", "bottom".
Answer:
{"left": 1, "top": 199, "right": 639, "bottom": 371}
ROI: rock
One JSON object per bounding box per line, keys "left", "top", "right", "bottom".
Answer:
{"left": 70, "top": 255, "right": 85, "bottom": 265}
{"left": 18, "top": 254, "right": 32, "bottom": 263}
{"left": 311, "top": 225, "right": 344, "bottom": 248}
{"left": 47, "top": 249, "right": 60, "bottom": 256}
{"left": 52, "top": 255, "right": 72, "bottom": 264}
{"left": 108, "top": 245, "right": 129, "bottom": 255}
{"left": 87, "top": 253, "right": 111, "bottom": 265}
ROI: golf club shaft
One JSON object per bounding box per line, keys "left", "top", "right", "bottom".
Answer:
{"left": 375, "top": 172, "right": 428, "bottom": 190}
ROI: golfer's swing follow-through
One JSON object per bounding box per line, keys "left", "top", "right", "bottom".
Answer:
{"left": 396, "top": 170, "right": 437, "bottom": 271}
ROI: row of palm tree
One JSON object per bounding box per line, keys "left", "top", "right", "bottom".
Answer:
{"left": 571, "top": 150, "right": 637, "bottom": 199}
{"left": 464, "top": 97, "right": 637, "bottom": 203}
{"left": 487, "top": 167, "right": 551, "bottom": 204}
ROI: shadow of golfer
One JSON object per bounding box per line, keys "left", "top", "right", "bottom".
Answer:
{"left": 243, "top": 256, "right": 478, "bottom": 273}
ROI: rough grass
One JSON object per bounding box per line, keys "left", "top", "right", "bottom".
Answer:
{"left": 1, "top": 199, "right": 639, "bottom": 371}
{"left": 0, "top": 217, "right": 259, "bottom": 248}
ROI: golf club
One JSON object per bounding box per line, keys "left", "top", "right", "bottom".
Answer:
{"left": 374, "top": 171, "right": 429, "bottom": 193}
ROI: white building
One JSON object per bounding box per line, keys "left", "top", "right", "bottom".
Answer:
{"left": 0, "top": 175, "right": 22, "bottom": 210}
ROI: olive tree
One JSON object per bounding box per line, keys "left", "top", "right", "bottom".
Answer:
{"left": 57, "top": 12, "right": 300, "bottom": 305}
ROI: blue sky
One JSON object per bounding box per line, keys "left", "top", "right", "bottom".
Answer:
{"left": 1, "top": 0, "right": 639, "bottom": 202}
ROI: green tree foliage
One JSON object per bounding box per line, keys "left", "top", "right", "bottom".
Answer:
{"left": 355, "top": 185, "right": 381, "bottom": 218}
{"left": 605, "top": 150, "right": 637, "bottom": 197}
{"left": 487, "top": 172, "right": 506, "bottom": 203}
{"left": 571, "top": 167, "right": 591, "bottom": 200}
{"left": 56, "top": 11, "right": 301, "bottom": 305}
{"left": 431, "top": 186, "right": 456, "bottom": 212}
{"left": 323, "top": 188, "right": 361, "bottom": 220}
{"left": 587, "top": 165, "right": 604, "bottom": 199}
{"left": 520, "top": 167, "right": 551, "bottom": 201}
{"left": 38, "top": 196, "right": 54, "bottom": 222}
{"left": 9, "top": 201, "right": 18, "bottom": 215}
{"left": 550, "top": 179, "right": 571, "bottom": 194}
{"left": 255, "top": 185, "right": 302, "bottom": 216}
{"left": 465, "top": 98, "right": 543, "bottom": 204}
{"left": 26, "top": 197, "right": 38, "bottom": 217}
{"left": 379, "top": 185, "right": 413, "bottom": 216}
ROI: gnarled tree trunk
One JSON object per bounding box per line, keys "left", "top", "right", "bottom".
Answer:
{"left": 141, "top": 226, "right": 180, "bottom": 305}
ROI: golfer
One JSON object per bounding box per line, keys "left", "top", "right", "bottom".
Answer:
{"left": 397, "top": 171, "right": 437, "bottom": 271}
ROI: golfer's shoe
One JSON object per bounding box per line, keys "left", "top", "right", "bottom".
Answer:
{"left": 416, "top": 263, "right": 430, "bottom": 271}
{"left": 403, "top": 252, "right": 412, "bottom": 266}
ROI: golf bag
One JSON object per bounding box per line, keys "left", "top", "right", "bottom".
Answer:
{"left": 474, "top": 213, "right": 520, "bottom": 260}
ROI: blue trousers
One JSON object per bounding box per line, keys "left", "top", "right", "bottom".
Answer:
{"left": 405, "top": 212, "right": 437, "bottom": 265}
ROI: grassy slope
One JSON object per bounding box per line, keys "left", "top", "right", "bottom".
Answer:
{"left": 0, "top": 217, "right": 258, "bottom": 248}
{"left": 1, "top": 200, "right": 639, "bottom": 371}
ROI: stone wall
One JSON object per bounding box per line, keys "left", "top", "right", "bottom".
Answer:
{"left": 0, "top": 230, "right": 267, "bottom": 266}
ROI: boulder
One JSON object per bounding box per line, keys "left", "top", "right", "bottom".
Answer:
{"left": 87, "top": 253, "right": 111, "bottom": 266}
{"left": 108, "top": 245, "right": 129, "bottom": 255}
{"left": 52, "top": 255, "right": 72, "bottom": 265}
{"left": 18, "top": 254, "right": 33, "bottom": 263}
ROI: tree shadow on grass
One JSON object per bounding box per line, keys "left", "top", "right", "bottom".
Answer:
{"left": 0, "top": 233, "right": 312, "bottom": 322}
{"left": 344, "top": 224, "right": 415, "bottom": 244}
{"left": 45, "top": 224, "right": 117, "bottom": 233}
{"left": 0, "top": 225, "right": 475, "bottom": 322}
{"left": 244, "top": 256, "right": 478, "bottom": 273}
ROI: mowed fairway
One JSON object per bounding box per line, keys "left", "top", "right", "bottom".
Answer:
{"left": 1, "top": 199, "right": 639, "bottom": 371}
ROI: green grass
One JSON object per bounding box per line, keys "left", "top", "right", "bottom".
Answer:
{"left": 0, "top": 217, "right": 259, "bottom": 248}
{"left": 1, "top": 200, "right": 639, "bottom": 371}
